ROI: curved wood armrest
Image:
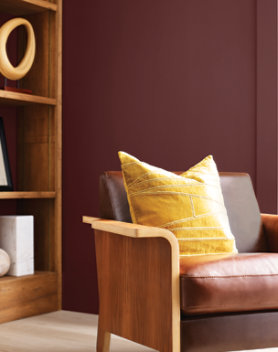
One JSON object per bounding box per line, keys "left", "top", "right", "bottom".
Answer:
{"left": 261, "top": 213, "right": 278, "bottom": 252}
{"left": 83, "top": 215, "right": 179, "bottom": 242}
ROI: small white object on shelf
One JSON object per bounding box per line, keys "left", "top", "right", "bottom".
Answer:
{"left": 0, "top": 248, "right": 10, "bottom": 276}
{"left": 0, "top": 216, "right": 34, "bottom": 276}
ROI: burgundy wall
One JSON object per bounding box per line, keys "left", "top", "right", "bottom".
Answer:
{"left": 62, "top": 0, "right": 276, "bottom": 313}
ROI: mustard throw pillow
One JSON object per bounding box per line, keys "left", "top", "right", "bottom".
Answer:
{"left": 118, "top": 152, "right": 237, "bottom": 256}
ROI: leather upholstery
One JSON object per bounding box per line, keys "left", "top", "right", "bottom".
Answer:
{"left": 99, "top": 171, "right": 267, "bottom": 252}
{"left": 181, "top": 311, "right": 278, "bottom": 351}
{"left": 99, "top": 171, "right": 132, "bottom": 223}
{"left": 220, "top": 173, "right": 266, "bottom": 252}
{"left": 180, "top": 252, "right": 278, "bottom": 314}
{"left": 261, "top": 213, "right": 278, "bottom": 252}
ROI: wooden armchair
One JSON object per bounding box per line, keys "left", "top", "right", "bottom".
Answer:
{"left": 84, "top": 171, "right": 278, "bottom": 352}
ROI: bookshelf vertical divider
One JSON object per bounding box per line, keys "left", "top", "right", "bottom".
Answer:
{"left": 0, "top": 0, "right": 62, "bottom": 323}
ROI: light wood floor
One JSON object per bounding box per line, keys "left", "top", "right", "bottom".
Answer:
{"left": 0, "top": 310, "right": 277, "bottom": 352}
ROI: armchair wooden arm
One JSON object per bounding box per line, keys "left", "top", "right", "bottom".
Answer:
{"left": 261, "top": 214, "right": 278, "bottom": 252}
{"left": 83, "top": 216, "right": 180, "bottom": 352}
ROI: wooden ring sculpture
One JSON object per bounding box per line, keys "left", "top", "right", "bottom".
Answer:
{"left": 0, "top": 18, "right": 36, "bottom": 80}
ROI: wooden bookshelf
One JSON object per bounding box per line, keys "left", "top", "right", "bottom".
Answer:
{"left": 0, "top": 0, "right": 62, "bottom": 323}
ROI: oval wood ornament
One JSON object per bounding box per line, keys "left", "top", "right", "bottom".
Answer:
{"left": 0, "top": 18, "right": 36, "bottom": 80}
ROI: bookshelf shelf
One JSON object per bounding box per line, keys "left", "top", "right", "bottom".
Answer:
{"left": 0, "top": 192, "right": 56, "bottom": 199}
{"left": 0, "top": 271, "right": 58, "bottom": 323}
{"left": 0, "top": 0, "right": 57, "bottom": 15}
{"left": 0, "top": 90, "right": 56, "bottom": 106}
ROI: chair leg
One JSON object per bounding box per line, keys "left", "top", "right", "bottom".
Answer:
{"left": 97, "top": 324, "right": 111, "bottom": 352}
{"left": 159, "top": 347, "right": 172, "bottom": 352}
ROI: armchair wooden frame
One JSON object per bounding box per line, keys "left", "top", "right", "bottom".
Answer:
{"left": 83, "top": 216, "right": 180, "bottom": 352}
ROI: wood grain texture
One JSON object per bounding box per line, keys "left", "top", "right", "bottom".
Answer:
{"left": 54, "top": 0, "right": 63, "bottom": 309}
{"left": 0, "top": 0, "right": 62, "bottom": 321}
{"left": 17, "top": 200, "right": 55, "bottom": 271}
{"left": 83, "top": 216, "right": 100, "bottom": 224}
{"left": 0, "top": 191, "right": 55, "bottom": 199}
{"left": 20, "top": 12, "right": 51, "bottom": 97}
{"left": 95, "top": 230, "right": 178, "bottom": 352}
{"left": 0, "top": 0, "right": 57, "bottom": 15}
{"left": 0, "top": 90, "right": 56, "bottom": 106}
{"left": 15, "top": 2, "right": 62, "bottom": 310}
{"left": 17, "top": 11, "right": 56, "bottom": 191}
{"left": 97, "top": 326, "right": 111, "bottom": 352}
{"left": 84, "top": 216, "right": 180, "bottom": 352}
{"left": 17, "top": 107, "right": 55, "bottom": 191}
{"left": 0, "top": 272, "right": 58, "bottom": 323}
{"left": 84, "top": 217, "right": 178, "bottom": 239}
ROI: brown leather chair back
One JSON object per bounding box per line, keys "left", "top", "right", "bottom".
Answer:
{"left": 99, "top": 171, "right": 266, "bottom": 252}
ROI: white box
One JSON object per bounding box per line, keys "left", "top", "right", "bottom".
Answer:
{"left": 0, "top": 216, "right": 34, "bottom": 276}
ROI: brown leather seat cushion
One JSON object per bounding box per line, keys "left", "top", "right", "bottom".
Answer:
{"left": 180, "top": 253, "right": 278, "bottom": 315}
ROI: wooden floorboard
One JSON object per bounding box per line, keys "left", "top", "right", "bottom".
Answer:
{"left": 0, "top": 310, "right": 154, "bottom": 352}
{"left": 0, "top": 310, "right": 276, "bottom": 352}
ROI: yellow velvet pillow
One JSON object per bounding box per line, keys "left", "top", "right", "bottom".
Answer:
{"left": 118, "top": 152, "right": 237, "bottom": 256}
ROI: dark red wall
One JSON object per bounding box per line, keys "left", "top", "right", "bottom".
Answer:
{"left": 62, "top": 0, "right": 276, "bottom": 313}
